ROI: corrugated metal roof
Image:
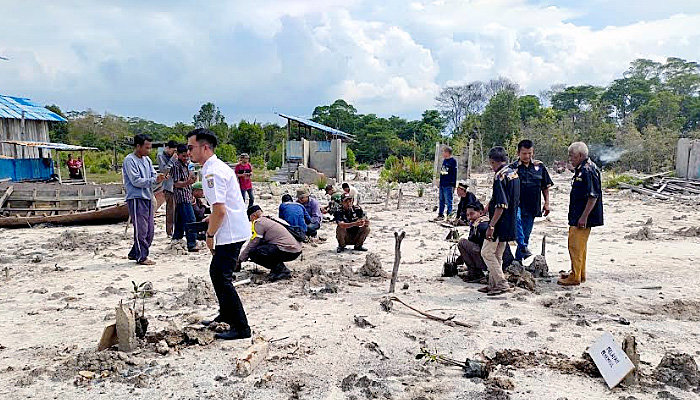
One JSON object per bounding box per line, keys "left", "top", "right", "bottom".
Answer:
{"left": 0, "top": 95, "right": 67, "bottom": 122}
{"left": 0, "top": 140, "right": 97, "bottom": 151}
{"left": 278, "top": 113, "right": 355, "bottom": 141}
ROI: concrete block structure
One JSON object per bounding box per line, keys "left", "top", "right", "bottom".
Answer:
{"left": 676, "top": 138, "right": 700, "bottom": 180}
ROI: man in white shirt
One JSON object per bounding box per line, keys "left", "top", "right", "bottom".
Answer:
{"left": 187, "top": 128, "right": 251, "bottom": 340}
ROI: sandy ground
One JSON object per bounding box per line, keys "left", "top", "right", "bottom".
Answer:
{"left": 1, "top": 172, "right": 699, "bottom": 400}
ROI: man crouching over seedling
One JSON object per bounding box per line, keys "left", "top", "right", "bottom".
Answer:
{"left": 456, "top": 201, "right": 490, "bottom": 283}
{"left": 335, "top": 193, "right": 370, "bottom": 253}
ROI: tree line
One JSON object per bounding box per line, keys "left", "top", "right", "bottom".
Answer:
{"left": 46, "top": 56, "right": 700, "bottom": 174}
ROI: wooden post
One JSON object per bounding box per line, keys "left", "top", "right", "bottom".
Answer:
{"left": 389, "top": 231, "right": 406, "bottom": 293}
{"left": 622, "top": 335, "right": 639, "bottom": 386}
{"left": 396, "top": 187, "right": 403, "bottom": 210}
{"left": 467, "top": 138, "right": 474, "bottom": 182}
{"left": 0, "top": 186, "right": 14, "bottom": 208}
{"left": 80, "top": 150, "right": 87, "bottom": 183}
{"left": 55, "top": 150, "right": 63, "bottom": 184}
{"left": 384, "top": 186, "right": 391, "bottom": 209}
{"left": 433, "top": 142, "right": 441, "bottom": 184}
{"left": 541, "top": 234, "right": 547, "bottom": 256}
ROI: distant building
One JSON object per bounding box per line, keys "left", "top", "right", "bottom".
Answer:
{"left": 0, "top": 95, "right": 80, "bottom": 181}
{"left": 274, "top": 113, "right": 354, "bottom": 184}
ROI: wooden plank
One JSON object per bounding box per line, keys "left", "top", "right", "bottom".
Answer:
{"left": 77, "top": 188, "right": 82, "bottom": 209}
{"left": 0, "top": 186, "right": 14, "bottom": 208}
{"left": 31, "top": 189, "right": 36, "bottom": 210}
{"left": 7, "top": 195, "right": 103, "bottom": 202}
{"left": 1, "top": 207, "right": 94, "bottom": 212}
{"left": 618, "top": 183, "right": 670, "bottom": 200}
{"left": 666, "top": 183, "right": 700, "bottom": 195}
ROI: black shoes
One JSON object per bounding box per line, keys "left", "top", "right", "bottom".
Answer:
{"left": 337, "top": 246, "right": 345, "bottom": 253}
{"left": 353, "top": 246, "right": 368, "bottom": 252}
{"left": 201, "top": 315, "right": 223, "bottom": 327}
{"left": 215, "top": 327, "right": 252, "bottom": 341}
{"left": 268, "top": 271, "right": 291, "bottom": 282}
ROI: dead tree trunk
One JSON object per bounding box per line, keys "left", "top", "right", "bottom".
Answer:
{"left": 622, "top": 335, "right": 639, "bottom": 386}
{"left": 389, "top": 231, "right": 406, "bottom": 293}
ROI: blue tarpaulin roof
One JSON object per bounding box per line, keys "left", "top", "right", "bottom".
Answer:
{"left": 0, "top": 95, "right": 67, "bottom": 122}
{"left": 0, "top": 140, "right": 97, "bottom": 151}
{"left": 278, "top": 113, "right": 355, "bottom": 141}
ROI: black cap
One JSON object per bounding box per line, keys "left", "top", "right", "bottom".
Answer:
{"left": 167, "top": 140, "right": 178, "bottom": 148}
{"left": 247, "top": 205, "right": 261, "bottom": 217}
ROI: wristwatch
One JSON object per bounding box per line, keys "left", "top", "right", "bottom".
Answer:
{"left": 206, "top": 232, "right": 215, "bottom": 239}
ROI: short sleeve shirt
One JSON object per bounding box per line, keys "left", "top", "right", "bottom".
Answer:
{"left": 334, "top": 206, "right": 365, "bottom": 225}
{"left": 568, "top": 159, "right": 604, "bottom": 227}
{"left": 235, "top": 163, "right": 253, "bottom": 190}
{"left": 170, "top": 159, "right": 193, "bottom": 205}
{"left": 201, "top": 155, "right": 251, "bottom": 245}
{"left": 488, "top": 165, "right": 520, "bottom": 242}
{"left": 510, "top": 160, "right": 554, "bottom": 217}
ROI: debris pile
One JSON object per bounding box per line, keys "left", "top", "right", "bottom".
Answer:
{"left": 676, "top": 226, "right": 700, "bottom": 237}
{"left": 527, "top": 255, "right": 549, "bottom": 278}
{"left": 174, "top": 277, "right": 217, "bottom": 307}
{"left": 504, "top": 261, "right": 537, "bottom": 292}
{"left": 301, "top": 266, "right": 338, "bottom": 295}
{"left": 619, "top": 175, "right": 700, "bottom": 202}
{"left": 359, "top": 252, "right": 386, "bottom": 277}
{"left": 625, "top": 226, "right": 656, "bottom": 241}
{"left": 654, "top": 353, "right": 700, "bottom": 390}
{"left": 53, "top": 230, "right": 116, "bottom": 252}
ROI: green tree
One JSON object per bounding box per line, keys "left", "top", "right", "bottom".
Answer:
{"left": 215, "top": 143, "right": 237, "bottom": 163}
{"left": 635, "top": 91, "right": 683, "bottom": 131}
{"left": 193, "top": 102, "right": 225, "bottom": 129}
{"left": 311, "top": 99, "right": 358, "bottom": 133}
{"left": 602, "top": 77, "right": 653, "bottom": 120}
{"left": 518, "top": 95, "right": 542, "bottom": 123}
{"left": 346, "top": 147, "right": 357, "bottom": 168}
{"left": 231, "top": 120, "right": 265, "bottom": 156}
{"left": 45, "top": 105, "right": 69, "bottom": 143}
{"left": 481, "top": 90, "right": 520, "bottom": 148}
{"left": 662, "top": 57, "right": 700, "bottom": 96}
{"left": 421, "top": 109, "right": 446, "bottom": 133}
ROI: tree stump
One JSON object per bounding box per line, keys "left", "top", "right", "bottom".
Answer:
{"left": 116, "top": 303, "right": 137, "bottom": 352}
{"left": 622, "top": 335, "right": 640, "bottom": 386}
{"left": 389, "top": 231, "right": 406, "bottom": 293}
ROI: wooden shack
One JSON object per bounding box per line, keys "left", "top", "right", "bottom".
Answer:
{"left": 0, "top": 95, "right": 68, "bottom": 181}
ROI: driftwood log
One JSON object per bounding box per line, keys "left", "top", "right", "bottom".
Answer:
{"left": 389, "top": 231, "right": 406, "bottom": 293}
{"left": 389, "top": 296, "right": 476, "bottom": 328}
{"left": 234, "top": 337, "right": 270, "bottom": 377}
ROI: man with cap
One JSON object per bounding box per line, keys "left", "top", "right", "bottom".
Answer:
{"left": 235, "top": 153, "right": 254, "bottom": 208}
{"left": 296, "top": 188, "right": 322, "bottom": 237}
{"left": 278, "top": 194, "right": 311, "bottom": 237}
{"left": 322, "top": 184, "right": 343, "bottom": 216}
{"left": 239, "top": 205, "right": 302, "bottom": 281}
{"left": 158, "top": 140, "right": 178, "bottom": 237}
{"left": 187, "top": 128, "right": 251, "bottom": 340}
{"left": 334, "top": 193, "right": 370, "bottom": 253}
{"left": 191, "top": 181, "right": 210, "bottom": 222}
{"left": 454, "top": 182, "right": 479, "bottom": 226}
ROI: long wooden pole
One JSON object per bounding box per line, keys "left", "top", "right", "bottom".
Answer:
{"left": 389, "top": 231, "right": 406, "bottom": 293}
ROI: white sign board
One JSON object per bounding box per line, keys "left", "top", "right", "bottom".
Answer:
{"left": 587, "top": 332, "right": 635, "bottom": 389}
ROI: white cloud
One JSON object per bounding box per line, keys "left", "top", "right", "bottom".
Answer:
{"left": 0, "top": 0, "right": 699, "bottom": 123}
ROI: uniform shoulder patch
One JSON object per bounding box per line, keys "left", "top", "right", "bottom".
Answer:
{"left": 207, "top": 177, "right": 215, "bottom": 188}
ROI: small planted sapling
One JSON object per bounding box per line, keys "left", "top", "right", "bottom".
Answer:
{"left": 131, "top": 281, "right": 154, "bottom": 338}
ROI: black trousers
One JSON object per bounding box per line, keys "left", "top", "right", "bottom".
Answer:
{"left": 248, "top": 243, "right": 301, "bottom": 272}
{"left": 210, "top": 241, "right": 249, "bottom": 331}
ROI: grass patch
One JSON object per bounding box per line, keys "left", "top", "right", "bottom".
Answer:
{"left": 87, "top": 170, "right": 123, "bottom": 184}
{"left": 603, "top": 172, "right": 645, "bottom": 189}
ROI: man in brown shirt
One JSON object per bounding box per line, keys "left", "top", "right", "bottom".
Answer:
{"left": 238, "top": 205, "right": 303, "bottom": 281}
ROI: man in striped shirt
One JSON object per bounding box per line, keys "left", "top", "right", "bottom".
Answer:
{"left": 170, "top": 144, "right": 199, "bottom": 252}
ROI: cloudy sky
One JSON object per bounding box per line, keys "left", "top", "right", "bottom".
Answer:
{"left": 1, "top": 0, "right": 699, "bottom": 125}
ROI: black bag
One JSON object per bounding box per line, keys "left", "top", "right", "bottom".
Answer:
{"left": 265, "top": 216, "right": 307, "bottom": 243}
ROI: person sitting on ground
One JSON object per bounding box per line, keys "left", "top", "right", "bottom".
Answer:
{"left": 191, "top": 181, "right": 210, "bottom": 222}
{"left": 342, "top": 182, "right": 360, "bottom": 205}
{"left": 334, "top": 193, "right": 370, "bottom": 253}
{"left": 279, "top": 194, "right": 311, "bottom": 237}
{"left": 238, "top": 205, "right": 303, "bottom": 281}
{"left": 456, "top": 201, "right": 489, "bottom": 283}
{"left": 296, "top": 188, "right": 322, "bottom": 237}
{"left": 453, "top": 182, "right": 478, "bottom": 226}
{"left": 321, "top": 184, "right": 343, "bottom": 215}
